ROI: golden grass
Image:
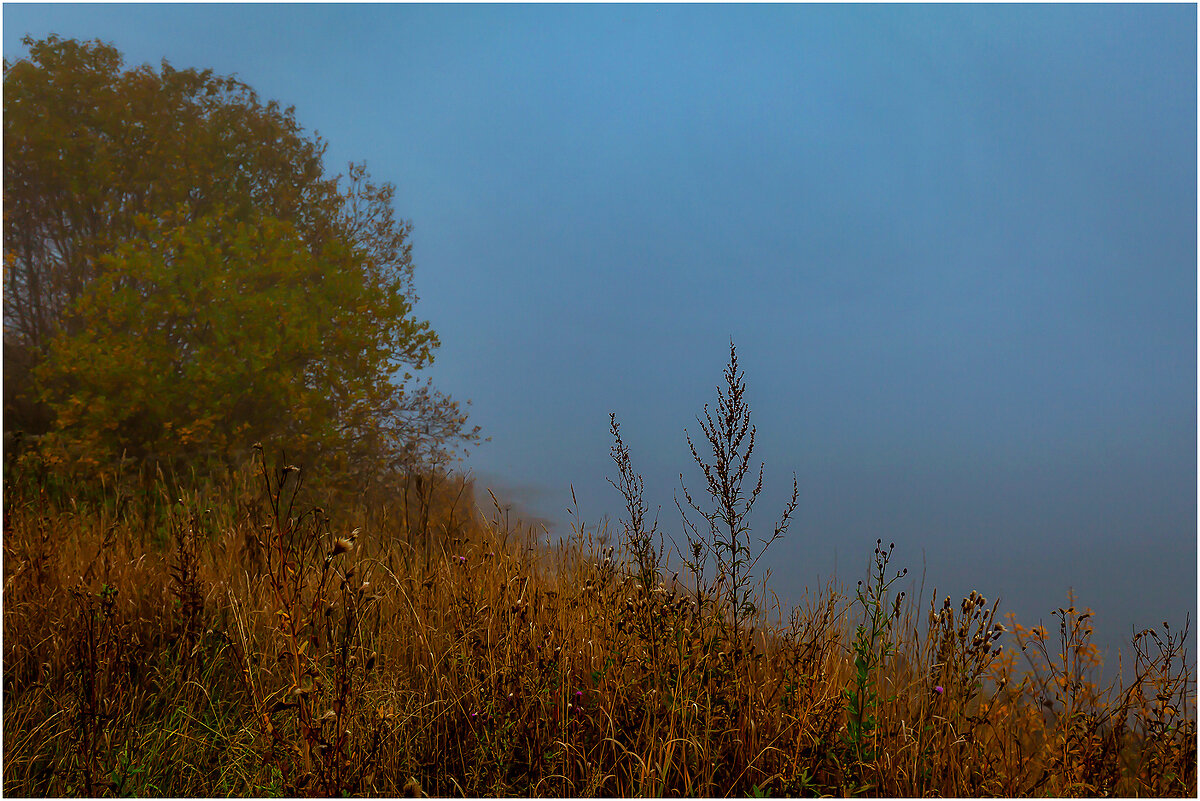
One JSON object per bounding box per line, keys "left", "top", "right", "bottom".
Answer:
{"left": 2, "top": 447, "right": 1194, "bottom": 798}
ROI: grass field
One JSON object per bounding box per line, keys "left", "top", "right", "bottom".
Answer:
{"left": 2, "top": 433, "right": 1194, "bottom": 797}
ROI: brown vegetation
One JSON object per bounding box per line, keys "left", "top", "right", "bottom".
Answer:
{"left": 3, "top": 350, "right": 1194, "bottom": 797}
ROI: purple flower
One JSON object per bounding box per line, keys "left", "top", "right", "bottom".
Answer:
{"left": 935, "top": 685, "right": 944, "bottom": 695}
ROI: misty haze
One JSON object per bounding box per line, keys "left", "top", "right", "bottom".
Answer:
{"left": 3, "top": 4, "right": 1195, "bottom": 797}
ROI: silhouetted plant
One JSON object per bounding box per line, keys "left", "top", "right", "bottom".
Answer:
{"left": 676, "top": 340, "right": 798, "bottom": 661}
{"left": 608, "top": 413, "right": 663, "bottom": 597}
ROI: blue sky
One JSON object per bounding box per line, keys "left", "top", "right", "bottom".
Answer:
{"left": 5, "top": 4, "right": 1196, "bottom": 665}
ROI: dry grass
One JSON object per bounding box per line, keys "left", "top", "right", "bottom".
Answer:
{"left": 4, "top": 459, "right": 1193, "bottom": 797}
{"left": 3, "top": 348, "right": 1195, "bottom": 796}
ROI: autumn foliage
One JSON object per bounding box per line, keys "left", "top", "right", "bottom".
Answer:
{"left": 3, "top": 35, "right": 476, "bottom": 485}
{"left": 1, "top": 36, "right": 1192, "bottom": 798}
{"left": 3, "top": 444, "right": 1194, "bottom": 796}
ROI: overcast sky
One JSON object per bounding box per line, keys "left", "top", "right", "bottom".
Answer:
{"left": 5, "top": 4, "right": 1195, "bottom": 667}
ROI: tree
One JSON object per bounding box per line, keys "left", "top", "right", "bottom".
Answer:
{"left": 3, "top": 35, "right": 477, "bottom": 484}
